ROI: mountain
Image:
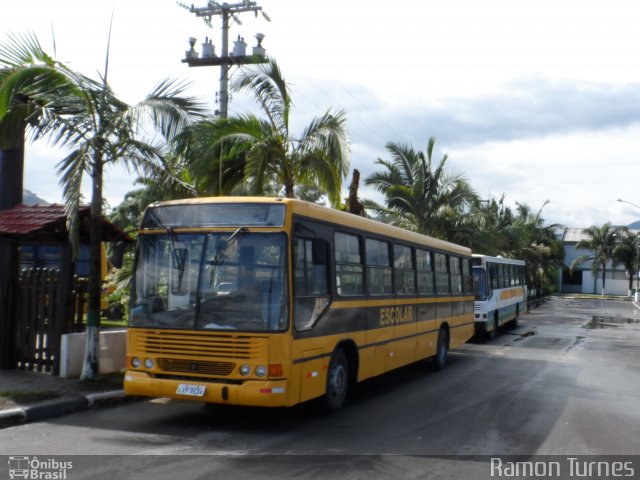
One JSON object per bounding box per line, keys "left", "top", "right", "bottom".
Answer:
{"left": 629, "top": 220, "right": 640, "bottom": 229}
{"left": 22, "top": 189, "right": 50, "bottom": 205}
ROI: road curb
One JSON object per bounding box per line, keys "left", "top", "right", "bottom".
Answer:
{"left": 0, "top": 408, "right": 27, "bottom": 428}
{"left": 0, "top": 390, "right": 128, "bottom": 429}
{"left": 86, "top": 390, "right": 128, "bottom": 407}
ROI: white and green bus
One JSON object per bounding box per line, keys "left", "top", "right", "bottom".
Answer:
{"left": 472, "top": 254, "right": 527, "bottom": 339}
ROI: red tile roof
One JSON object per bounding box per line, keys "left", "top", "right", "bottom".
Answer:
{"left": 0, "top": 204, "right": 73, "bottom": 236}
{"left": 0, "top": 204, "right": 132, "bottom": 243}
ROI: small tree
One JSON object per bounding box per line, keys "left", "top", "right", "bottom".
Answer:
{"left": 364, "top": 137, "right": 478, "bottom": 241}
{"left": 613, "top": 229, "right": 638, "bottom": 295}
{"left": 570, "top": 223, "right": 623, "bottom": 296}
{"left": 0, "top": 32, "right": 205, "bottom": 380}
{"left": 176, "top": 59, "right": 350, "bottom": 206}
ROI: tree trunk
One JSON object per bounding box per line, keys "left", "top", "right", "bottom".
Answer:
{"left": 345, "top": 169, "right": 365, "bottom": 216}
{"left": 0, "top": 125, "right": 24, "bottom": 369}
{"left": 80, "top": 160, "right": 103, "bottom": 381}
{"left": 601, "top": 263, "right": 607, "bottom": 296}
{"left": 284, "top": 181, "right": 295, "bottom": 198}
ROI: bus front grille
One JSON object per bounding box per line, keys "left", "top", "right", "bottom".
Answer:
{"left": 134, "top": 330, "right": 264, "bottom": 360}
{"left": 157, "top": 358, "right": 235, "bottom": 376}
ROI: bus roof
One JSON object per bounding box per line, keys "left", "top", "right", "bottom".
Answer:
{"left": 472, "top": 254, "right": 525, "bottom": 266}
{"left": 144, "top": 196, "right": 472, "bottom": 256}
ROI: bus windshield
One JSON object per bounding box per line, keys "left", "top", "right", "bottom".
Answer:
{"left": 130, "top": 231, "right": 288, "bottom": 332}
{"left": 473, "top": 267, "right": 488, "bottom": 301}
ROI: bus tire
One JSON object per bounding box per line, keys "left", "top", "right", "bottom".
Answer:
{"left": 510, "top": 306, "right": 520, "bottom": 329}
{"left": 433, "top": 328, "right": 449, "bottom": 371}
{"left": 321, "top": 348, "right": 349, "bottom": 412}
{"left": 488, "top": 313, "right": 499, "bottom": 340}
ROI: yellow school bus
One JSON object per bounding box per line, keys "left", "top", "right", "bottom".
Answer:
{"left": 124, "top": 197, "right": 475, "bottom": 410}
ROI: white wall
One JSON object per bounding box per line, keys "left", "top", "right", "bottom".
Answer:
{"left": 562, "top": 242, "right": 632, "bottom": 296}
{"left": 581, "top": 271, "right": 631, "bottom": 296}
{"left": 59, "top": 329, "right": 126, "bottom": 378}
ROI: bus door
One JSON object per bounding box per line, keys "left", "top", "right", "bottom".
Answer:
{"left": 292, "top": 232, "right": 332, "bottom": 403}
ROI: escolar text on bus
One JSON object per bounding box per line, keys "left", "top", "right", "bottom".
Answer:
{"left": 379, "top": 305, "right": 414, "bottom": 327}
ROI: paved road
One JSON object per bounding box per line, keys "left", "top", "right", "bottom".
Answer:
{"left": 1, "top": 296, "right": 639, "bottom": 479}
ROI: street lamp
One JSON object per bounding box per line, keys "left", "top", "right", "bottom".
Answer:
{"left": 617, "top": 199, "right": 640, "bottom": 299}
{"left": 618, "top": 198, "right": 640, "bottom": 210}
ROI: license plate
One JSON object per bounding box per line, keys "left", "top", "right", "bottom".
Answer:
{"left": 176, "top": 384, "right": 206, "bottom": 397}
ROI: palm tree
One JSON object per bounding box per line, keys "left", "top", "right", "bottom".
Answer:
{"left": 0, "top": 95, "right": 24, "bottom": 368}
{"left": 177, "top": 59, "right": 350, "bottom": 206}
{"left": 570, "top": 223, "right": 623, "bottom": 296}
{"left": 505, "top": 202, "right": 564, "bottom": 299}
{"left": 172, "top": 117, "right": 249, "bottom": 196}
{"left": 0, "top": 32, "right": 205, "bottom": 379}
{"left": 0, "top": 32, "right": 87, "bottom": 368}
{"left": 613, "top": 229, "right": 638, "bottom": 295}
{"left": 465, "top": 196, "right": 564, "bottom": 298}
{"left": 364, "top": 137, "right": 478, "bottom": 241}
{"left": 465, "top": 195, "right": 514, "bottom": 254}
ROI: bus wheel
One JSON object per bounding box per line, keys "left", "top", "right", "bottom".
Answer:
{"left": 510, "top": 306, "right": 520, "bottom": 329}
{"left": 488, "top": 314, "right": 499, "bottom": 340}
{"left": 433, "top": 328, "right": 449, "bottom": 371}
{"left": 322, "top": 348, "right": 349, "bottom": 411}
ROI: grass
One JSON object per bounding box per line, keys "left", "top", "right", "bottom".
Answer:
{"left": 100, "top": 318, "right": 127, "bottom": 329}
{"left": 0, "top": 390, "right": 60, "bottom": 404}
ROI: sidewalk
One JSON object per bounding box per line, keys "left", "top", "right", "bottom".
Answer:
{"left": 0, "top": 369, "right": 130, "bottom": 429}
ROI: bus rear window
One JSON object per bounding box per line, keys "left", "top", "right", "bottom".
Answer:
{"left": 141, "top": 203, "right": 286, "bottom": 228}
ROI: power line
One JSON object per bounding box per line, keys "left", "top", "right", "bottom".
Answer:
{"left": 293, "top": 71, "right": 412, "bottom": 146}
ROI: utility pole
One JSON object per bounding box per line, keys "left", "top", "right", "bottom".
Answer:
{"left": 182, "top": 1, "right": 270, "bottom": 118}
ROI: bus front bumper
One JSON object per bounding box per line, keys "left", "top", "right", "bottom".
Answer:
{"left": 124, "top": 370, "right": 291, "bottom": 407}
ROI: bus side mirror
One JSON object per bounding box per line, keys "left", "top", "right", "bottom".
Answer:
{"left": 312, "top": 239, "right": 328, "bottom": 265}
{"left": 109, "top": 241, "right": 127, "bottom": 269}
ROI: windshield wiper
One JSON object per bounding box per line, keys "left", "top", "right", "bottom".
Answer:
{"left": 210, "top": 227, "right": 248, "bottom": 266}
{"left": 167, "top": 227, "right": 187, "bottom": 291}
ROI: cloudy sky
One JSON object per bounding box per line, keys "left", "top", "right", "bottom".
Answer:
{"left": 4, "top": 0, "right": 640, "bottom": 227}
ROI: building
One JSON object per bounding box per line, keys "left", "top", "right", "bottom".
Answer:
{"left": 557, "top": 227, "right": 639, "bottom": 296}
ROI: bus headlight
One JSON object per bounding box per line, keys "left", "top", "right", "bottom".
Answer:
{"left": 255, "top": 365, "right": 267, "bottom": 377}
{"left": 131, "top": 357, "right": 141, "bottom": 368}
{"left": 144, "top": 358, "right": 154, "bottom": 369}
{"left": 239, "top": 364, "right": 251, "bottom": 376}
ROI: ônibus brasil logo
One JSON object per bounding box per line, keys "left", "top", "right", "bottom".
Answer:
{"left": 8, "top": 456, "right": 73, "bottom": 479}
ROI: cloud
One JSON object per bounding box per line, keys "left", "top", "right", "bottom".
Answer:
{"left": 304, "top": 76, "right": 640, "bottom": 227}
{"left": 285, "top": 74, "right": 640, "bottom": 165}
{"left": 384, "top": 77, "right": 640, "bottom": 147}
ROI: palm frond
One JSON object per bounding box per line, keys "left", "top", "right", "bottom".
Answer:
{"left": 0, "top": 31, "right": 54, "bottom": 67}
{"left": 136, "top": 77, "right": 207, "bottom": 140}
{"left": 56, "top": 148, "right": 89, "bottom": 258}
{"left": 232, "top": 59, "right": 290, "bottom": 135}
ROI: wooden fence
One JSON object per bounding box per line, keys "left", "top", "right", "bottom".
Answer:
{"left": 14, "top": 269, "right": 88, "bottom": 374}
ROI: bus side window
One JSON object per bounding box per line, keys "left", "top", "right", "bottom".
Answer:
{"left": 416, "top": 248, "right": 435, "bottom": 294}
{"left": 462, "top": 258, "right": 473, "bottom": 294}
{"left": 449, "top": 256, "right": 462, "bottom": 294}
{"left": 335, "top": 232, "right": 364, "bottom": 296}
{"left": 294, "top": 238, "right": 329, "bottom": 296}
{"left": 489, "top": 263, "right": 499, "bottom": 290}
{"left": 294, "top": 237, "right": 330, "bottom": 331}
{"left": 394, "top": 244, "right": 416, "bottom": 295}
{"left": 366, "top": 238, "right": 392, "bottom": 295}
{"left": 434, "top": 252, "right": 450, "bottom": 294}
